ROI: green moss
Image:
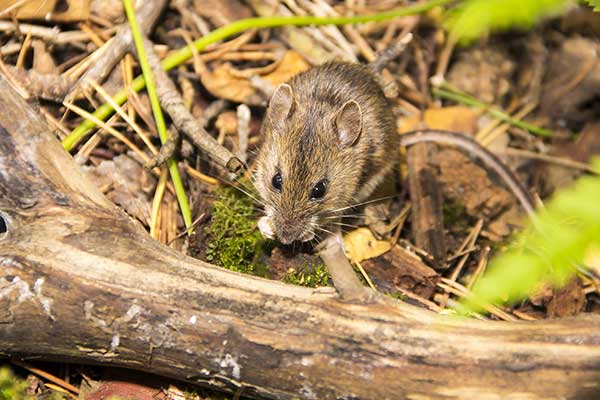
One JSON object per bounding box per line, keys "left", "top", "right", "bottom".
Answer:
{"left": 205, "top": 186, "right": 268, "bottom": 277}
{"left": 283, "top": 263, "right": 330, "bottom": 287}
{"left": 443, "top": 200, "right": 465, "bottom": 225}
{"left": 0, "top": 367, "right": 65, "bottom": 400}
{"left": 389, "top": 291, "right": 407, "bottom": 301}
{"left": 0, "top": 367, "right": 29, "bottom": 400}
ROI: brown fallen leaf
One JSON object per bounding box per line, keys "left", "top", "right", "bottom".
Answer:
{"left": 193, "top": 0, "right": 253, "bottom": 27}
{"left": 546, "top": 277, "right": 586, "bottom": 318}
{"left": 447, "top": 45, "right": 515, "bottom": 104}
{"left": 214, "top": 110, "right": 238, "bottom": 136}
{"left": 32, "top": 40, "right": 58, "bottom": 75}
{"left": 362, "top": 245, "right": 440, "bottom": 299}
{"left": 398, "top": 106, "right": 478, "bottom": 134}
{"left": 199, "top": 50, "right": 310, "bottom": 105}
{"left": 540, "top": 121, "right": 600, "bottom": 195}
{"left": 486, "top": 206, "right": 526, "bottom": 240}
{"left": 433, "top": 148, "right": 515, "bottom": 219}
{"left": 90, "top": 0, "right": 124, "bottom": 24}
{"left": 540, "top": 37, "right": 600, "bottom": 121}
{"left": 0, "top": 0, "right": 90, "bottom": 22}
{"left": 343, "top": 228, "right": 391, "bottom": 263}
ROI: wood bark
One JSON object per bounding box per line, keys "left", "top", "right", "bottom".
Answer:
{"left": 407, "top": 143, "right": 447, "bottom": 266}
{"left": 0, "top": 74, "right": 599, "bottom": 400}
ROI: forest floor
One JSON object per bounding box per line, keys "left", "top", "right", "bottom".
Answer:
{"left": 1, "top": 0, "right": 599, "bottom": 398}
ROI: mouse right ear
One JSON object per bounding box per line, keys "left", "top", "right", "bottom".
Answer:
{"left": 267, "top": 84, "right": 295, "bottom": 130}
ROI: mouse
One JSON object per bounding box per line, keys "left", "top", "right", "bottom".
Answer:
{"left": 253, "top": 61, "right": 398, "bottom": 244}
{"left": 253, "top": 61, "right": 535, "bottom": 245}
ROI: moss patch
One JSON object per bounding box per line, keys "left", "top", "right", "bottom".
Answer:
{"left": 443, "top": 199, "right": 467, "bottom": 227}
{"left": 283, "top": 262, "right": 330, "bottom": 287}
{"left": 205, "top": 186, "right": 268, "bottom": 277}
{"left": 0, "top": 367, "right": 65, "bottom": 400}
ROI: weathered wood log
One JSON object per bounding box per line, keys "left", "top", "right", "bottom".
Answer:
{"left": 0, "top": 74, "right": 599, "bottom": 400}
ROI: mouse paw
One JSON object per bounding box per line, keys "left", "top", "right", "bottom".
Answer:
{"left": 258, "top": 216, "right": 275, "bottom": 239}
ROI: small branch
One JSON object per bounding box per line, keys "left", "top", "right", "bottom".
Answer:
{"left": 142, "top": 38, "right": 244, "bottom": 175}
{"left": 236, "top": 104, "right": 251, "bottom": 165}
{"left": 67, "top": 0, "right": 167, "bottom": 99}
{"left": 0, "top": 64, "right": 74, "bottom": 102}
{"left": 319, "top": 234, "right": 373, "bottom": 301}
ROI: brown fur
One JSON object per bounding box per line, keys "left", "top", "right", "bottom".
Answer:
{"left": 254, "top": 61, "right": 398, "bottom": 244}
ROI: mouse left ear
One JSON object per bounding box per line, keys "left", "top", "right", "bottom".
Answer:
{"left": 335, "top": 100, "right": 362, "bottom": 147}
{"left": 267, "top": 84, "right": 295, "bottom": 131}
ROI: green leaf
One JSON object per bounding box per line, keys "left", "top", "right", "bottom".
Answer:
{"left": 462, "top": 158, "right": 600, "bottom": 313}
{"left": 444, "top": 0, "right": 574, "bottom": 44}
{"left": 583, "top": 0, "right": 600, "bottom": 11}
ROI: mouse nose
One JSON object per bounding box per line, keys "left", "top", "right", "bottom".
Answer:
{"left": 276, "top": 224, "right": 304, "bottom": 244}
{"left": 274, "top": 218, "right": 313, "bottom": 244}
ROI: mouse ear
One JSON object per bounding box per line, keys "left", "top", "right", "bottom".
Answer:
{"left": 267, "top": 84, "right": 295, "bottom": 130}
{"left": 335, "top": 100, "right": 362, "bottom": 147}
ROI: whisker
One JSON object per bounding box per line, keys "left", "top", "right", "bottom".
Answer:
{"left": 314, "top": 226, "right": 335, "bottom": 236}
{"left": 329, "top": 222, "right": 361, "bottom": 229}
{"left": 320, "top": 214, "right": 388, "bottom": 221}
{"left": 231, "top": 185, "right": 264, "bottom": 206}
{"left": 325, "top": 194, "right": 399, "bottom": 215}
{"left": 233, "top": 180, "right": 259, "bottom": 197}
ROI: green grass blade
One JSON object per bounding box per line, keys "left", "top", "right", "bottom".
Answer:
{"left": 123, "top": 0, "right": 193, "bottom": 231}
{"left": 432, "top": 86, "right": 555, "bottom": 137}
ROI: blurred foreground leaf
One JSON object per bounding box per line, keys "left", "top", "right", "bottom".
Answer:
{"left": 445, "top": 0, "right": 574, "bottom": 44}
{"left": 463, "top": 160, "right": 600, "bottom": 313}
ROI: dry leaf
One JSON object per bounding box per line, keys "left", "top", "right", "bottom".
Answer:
{"left": 199, "top": 50, "right": 310, "bottom": 105}
{"left": 90, "top": 0, "right": 124, "bottom": 24}
{"left": 344, "top": 228, "right": 391, "bottom": 263}
{"left": 583, "top": 244, "right": 600, "bottom": 276}
{"left": 398, "top": 106, "right": 478, "bottom": 134}
{"left": 193, "top": 0, "right": 253, "bottom": 27}
{"left": 0, "top": 0, "right": 90, "bottom": 22}
{"left": 546, "top": 278, "right": 586, "bottom": 318}
{"left": 447, "top": 45, "right": 515, "bottom": 104}
{"left": 362, "top": 245, "right": 440, "bottom": 299}
{"left": 433, "top": 148, "right": 515, "bottom": 219}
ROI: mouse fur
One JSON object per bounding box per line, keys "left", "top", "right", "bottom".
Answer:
{"left": 254, "top": 61, "right": 398, "bottom": 244}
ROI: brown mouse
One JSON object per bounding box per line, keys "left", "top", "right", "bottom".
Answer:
{"left": 253, "top": 61, "right": 535, "bottom": 244}
{"left": 253, "top": 61, "right": 398, "bottom": 244}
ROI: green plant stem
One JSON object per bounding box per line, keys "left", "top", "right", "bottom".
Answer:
{"left": 62, "top": 0, "right": 452, "bottom": 150}
{"left": 432, "top": 85, "right": 554, "bottom": 137}
{"left": 123, "top": 0, "right": 192, "bottom": 231}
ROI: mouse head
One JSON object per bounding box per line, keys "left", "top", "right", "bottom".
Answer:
{"left": 254, "top": 83, "right": 366, "bottom": 244}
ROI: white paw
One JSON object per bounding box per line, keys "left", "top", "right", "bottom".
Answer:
{"left": 258, "top": 216, "right": 275, "bottom": 239}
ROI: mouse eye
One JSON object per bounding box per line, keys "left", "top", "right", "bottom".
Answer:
{"left": 271, "top": 171, "right": 283, "bottom": 192}
{"left": 310, "top": 179, "right": 327, "bottom": 200}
